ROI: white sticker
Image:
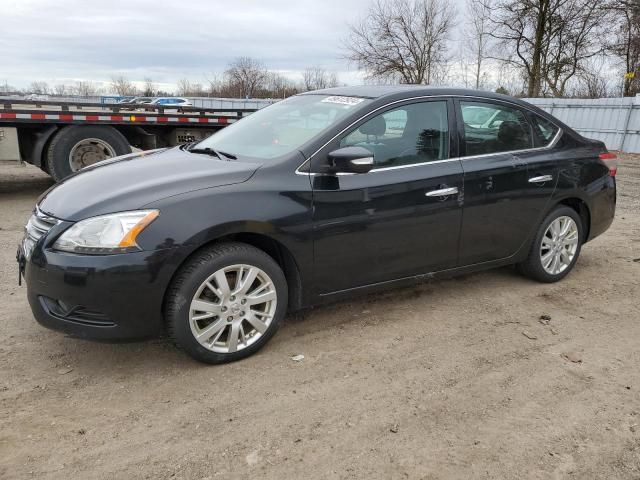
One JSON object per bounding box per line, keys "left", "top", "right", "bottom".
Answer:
{"left": 321, "top": 96, "right": 365, "bottom": 106}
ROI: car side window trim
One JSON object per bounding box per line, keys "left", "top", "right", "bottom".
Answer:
{"left": 314, "top": 156, "right": 462, "bottom": 177}
{"left": 305, "top": 127, "right": 563, "bottom": 176}
{"left": 295, "top": 94, "right": 561, "bottom": 175}
{"left": 456, "top": 128, "right": 563, "bottom": 162}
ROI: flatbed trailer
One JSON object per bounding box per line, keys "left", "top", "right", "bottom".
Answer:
{"left": 0, "top": 99, "right": 257, "bottom": 181}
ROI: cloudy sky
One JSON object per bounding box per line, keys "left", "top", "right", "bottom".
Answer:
{"left": 2, "top": 0, "right": 433, "bottom": 92}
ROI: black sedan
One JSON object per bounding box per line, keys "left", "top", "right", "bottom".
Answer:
{"left": 18, "top": 86, "right": 617, "bottom": 364}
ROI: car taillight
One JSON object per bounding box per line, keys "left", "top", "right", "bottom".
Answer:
{"left": 599, "top": 152, "right": 617, "bottom": 177}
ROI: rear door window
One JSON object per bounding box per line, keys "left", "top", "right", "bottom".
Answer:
{"left": 460, "top": 101, "right": 534, "bottom": 156}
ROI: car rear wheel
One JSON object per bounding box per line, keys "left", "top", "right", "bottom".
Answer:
{"left": 165, "top": 242, "right": 288, "bottom": 364}
{"left": 517, "top": 206, "right": 583, "bottom": 283}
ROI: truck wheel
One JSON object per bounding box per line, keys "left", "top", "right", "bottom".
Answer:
{"left": 46, "top": 125, "right": 131, "bottom": 181}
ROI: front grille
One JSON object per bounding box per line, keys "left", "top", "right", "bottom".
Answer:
{"left": 23, "top": 207, "right": 59, "bottom": 258}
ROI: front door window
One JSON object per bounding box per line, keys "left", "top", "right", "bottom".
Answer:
{"left": 340, "top": 101, "right": 449, "bottom": 169}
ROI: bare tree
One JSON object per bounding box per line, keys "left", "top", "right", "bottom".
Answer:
{"left": 28, "top": 81, "right": 49, "bottom": 95}
{"left": 142, "top": 77, "right": 156, "bottom": 97}
{"left": 176, "top": 78, "right": 192, "bottom": 96}
{"left": 455, "top": 49, "right": 474, "bottom": 88}
{"left": 110, "top": 75, "right": 137, "bottom": 96}
{"left": 573, "top": 63, "right": 610, "bottom": 98}
{"left": 302, "top": 66, "right": 340, "bottom": 91}
{"left": 204, "top": 73, "right": 223, "bottom": 96}
{"left": 206, "top": 70, "right": 300, "bottom": 98}
{"left": 176, "top": 78, "right": 206, "bottom": 96}
{"left": 345, "top": 0, "right": 456, "bottom": 84}
{"left": 53, "top": 84, "right": 70, "bottom": 96}
{"left": 0, "top": 80, "right": 16, "bottom": 94}
{"left": 494, "top": 62, "right": 527, "bottom": 96}
{"left": 192, "top": 83, "right": 207, "bottom": 96}
{"left": 266, "top": 72, "right": 299, "bottom": 98}
{"left": 224, "top": 57, "right": 268, "bottom": 98}
{"left": 303, "top": 67, "right": 320, "bottom": 90}
{"left": 489, "top": 0, "right": 552, "bottom": 97}
{"left": 541, "top": 1, "right": 609, "bottom": 97}
{"left": 74, "top": 81, "right": 98, "bottom": 97}
{"left": 465, "top": 0, "right": 493, "bottom": 89}
{"left": 329, "top": 72, "right": 340, "bottom": 88}
{"left": 489, "top": 0, "right": 609, "bottom": 97}
{"left": 608, "top": 0, "right": 640, "bottom": 96}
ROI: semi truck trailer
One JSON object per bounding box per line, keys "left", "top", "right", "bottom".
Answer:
{"left": 0, "top": 99, "right": 257, "bottom": 181}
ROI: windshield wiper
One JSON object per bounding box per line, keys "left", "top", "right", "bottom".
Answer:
{"left": 189, "top": 147, "right": 221, "bottom": 158}
{"left": 188, "top": 145, "right": 237, "bottom": 160}
{"left": 217, "top": 150, "right": 237, "bottom": 160}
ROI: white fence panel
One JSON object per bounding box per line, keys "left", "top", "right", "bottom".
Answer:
{"left": 523, "top": 97, "right": 640, "bottom": 153}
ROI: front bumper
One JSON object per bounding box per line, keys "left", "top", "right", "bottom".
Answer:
{"left": 22, "top": 242, "right": 189, "bottom": 341}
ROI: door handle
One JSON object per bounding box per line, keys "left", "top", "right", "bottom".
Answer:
{"left": 426, "top": 186, "right": 459, "bottom": 197}
{"left": 528, "top": 175, "right": 553, "bottom": 183}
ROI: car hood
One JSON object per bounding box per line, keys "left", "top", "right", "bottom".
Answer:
{"left": 37, "top": 147, "right": 261, "bottom": 221}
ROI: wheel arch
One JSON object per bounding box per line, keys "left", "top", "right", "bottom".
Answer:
{"left": 556, "top": 197, "right": 591, "bottom": 242}
{"left": 163, "top": 232, "right": 305, "bottom": 315}
{"left": 517, "top": 195, "right": 593, "bottom": 262}
{"left": 14, "top": 124, "right": 59, "bottom": 168}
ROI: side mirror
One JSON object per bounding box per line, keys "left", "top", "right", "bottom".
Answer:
{"left": 327, "top": 146, "right": 374, "bottom": 174}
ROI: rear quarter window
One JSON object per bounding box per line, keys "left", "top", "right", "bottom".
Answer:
{"left": 530, "top": 114, "right": 560, "bottom": 146}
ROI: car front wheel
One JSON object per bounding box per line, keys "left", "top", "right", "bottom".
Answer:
{"left": 166, "top": 242, "right": 288, "bottom": 364}
{"left": 518, "top": 206, "right": 584, "bottom": 283}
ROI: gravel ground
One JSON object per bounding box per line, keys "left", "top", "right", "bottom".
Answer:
{"left": 1, "top": 155, "right": 639, "bottom": 479}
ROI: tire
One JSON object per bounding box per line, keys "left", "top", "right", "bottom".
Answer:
{"left": 517, "top": 206, "right": 584, "bottom": 283}
{"left": 165, "top": 242, "right": 288, "bottom": 364}
{"left": 46, "top": 125, "right": 131, "bottom": 182}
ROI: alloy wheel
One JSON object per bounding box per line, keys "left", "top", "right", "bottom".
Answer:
{"left": 540, "top": 216, "right": 579, "bottom": 275}
{"left": 189, "top": 264, "right": 277, "bottom": 353}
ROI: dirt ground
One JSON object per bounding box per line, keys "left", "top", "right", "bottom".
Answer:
{"left": 1, "top": 155, "right": 639, "bottom": 480}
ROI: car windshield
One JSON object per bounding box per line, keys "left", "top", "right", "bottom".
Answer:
{"left": 194, "top": 94, "right": 371, "bottom": 159}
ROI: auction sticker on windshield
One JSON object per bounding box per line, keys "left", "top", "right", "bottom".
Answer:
{"left": 321, "top": 96, "right": 366, "bottom": 106}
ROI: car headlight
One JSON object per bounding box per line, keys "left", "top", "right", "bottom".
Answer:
{"left": 53, "top": 210, "right": 159, "bottom": 254}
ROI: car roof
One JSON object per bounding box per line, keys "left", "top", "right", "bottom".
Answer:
{"left": 299, "top": 85, "right": 565, "bottom": 126}
{"left": 301, "top": 85, "right": 533, "bottom": 109}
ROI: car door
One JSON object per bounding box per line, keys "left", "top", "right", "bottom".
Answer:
{"left": 310, "top": 99, "right": 464, "bottom": 294}
{"left": 455, "top": 99, "right": 558, "bottom": 265}
{"left": 520, "top": 111, "right": 563, "bottom": 203}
